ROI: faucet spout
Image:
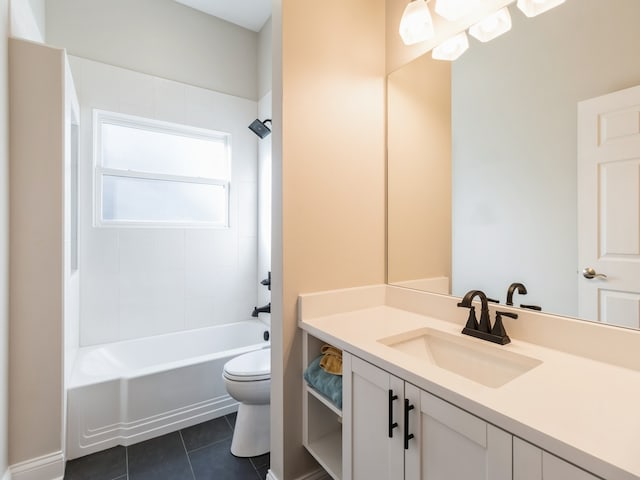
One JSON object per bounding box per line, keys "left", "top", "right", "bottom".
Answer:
{"left": 252, "top": 303, "right": 271, "bottom": 317}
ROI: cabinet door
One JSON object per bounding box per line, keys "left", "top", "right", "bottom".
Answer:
{"left": 343, "top": 354, "right": 404, "bottom": 480}
{"left": 513, "top": 438, "right": 599, "bottom": 480}
{"left": 405, "top": 388, "right": 512, "bottom": 480}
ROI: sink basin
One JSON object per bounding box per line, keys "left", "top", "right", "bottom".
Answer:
{"left": 378, "top": 328, "right": 542, "bottom": 388}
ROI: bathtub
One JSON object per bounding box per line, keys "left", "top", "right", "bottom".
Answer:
{"left": 67, "top": 320, "right": 269, "bottom": 459}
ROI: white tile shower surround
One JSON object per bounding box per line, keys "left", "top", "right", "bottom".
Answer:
{"left": 69, "top": 56, "right": 261, "bottom": 346}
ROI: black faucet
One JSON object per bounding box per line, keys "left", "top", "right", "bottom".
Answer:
{"left": 458, "top": 290, "right": 517, "bottom": 345}
{"left": 506, "top": 282, "right": 527, "bottom": 306}
{"left": 252, "top": 303, "right": 271, "bottom": 317}
{"left": 506, "top": 282, "right": 541, "bottom": 311}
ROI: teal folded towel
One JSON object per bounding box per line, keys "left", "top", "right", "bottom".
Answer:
{"left": 303, "top": 355, "right": 343, "bottom": 409}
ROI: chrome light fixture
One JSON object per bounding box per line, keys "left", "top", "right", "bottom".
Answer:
{"left": 399, "top": 0, "right": 435, "bottom": 46}
{"left": 517, "top": 0, "right": 566, "bottom": 17}
{"left": 432, "top": 31, "right": 469, "bottom": 61}
{"left": 468, "top": 7, "right": 512, "bottom": 43}
{"left": 435, "top": 0, "right": 482, "bottom": 21}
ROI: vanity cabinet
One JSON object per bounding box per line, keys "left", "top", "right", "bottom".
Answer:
{"left": 301, "top": 331, "right": 603, "bottom": 480}
{"left": 513, "top": 438, "right": 600, "bottom": 480}
{"left": 343, "top": 353, "right": 512, "bottom": 480}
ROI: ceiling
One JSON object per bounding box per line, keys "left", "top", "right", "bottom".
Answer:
{"left": 175, "top": 0, "right": 271, "bottom": 32}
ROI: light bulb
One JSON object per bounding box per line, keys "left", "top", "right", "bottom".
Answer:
{"left": 516, "top": 0, "right": 566, "bottom": 17}
{"left": 399, "top": 0, "right": 435, "bottom": 46}
{"left": 432, "top": 32, "right": 469, "bottom": 61}
{"left": 468, "top": 8, "right": 512, "bottom": 43}
{"left": 435, "top": 0, "right": 482, "bottom": 21}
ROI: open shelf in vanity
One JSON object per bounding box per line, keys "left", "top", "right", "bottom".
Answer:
{"left": 302, "top": 331, "right": 343, "bottom": 480}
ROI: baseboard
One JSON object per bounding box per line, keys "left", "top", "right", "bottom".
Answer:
{"left": 266, "top": 468, "right": 330, "bottom": 480}
{"left": 9, "top": 451, "right": 64, "bottom": 480}
{"left": 3, "top": 467, "right": 11, "bottom": 480}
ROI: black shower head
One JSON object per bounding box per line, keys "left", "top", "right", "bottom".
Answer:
{"left": 248, "top": 118, "right": 272, "bottom": 139}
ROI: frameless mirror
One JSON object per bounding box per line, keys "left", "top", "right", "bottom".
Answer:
{"left": 387, "top": 0, "right": 640, "bottom": 328}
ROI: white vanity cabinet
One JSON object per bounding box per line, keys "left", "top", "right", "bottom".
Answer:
{"left": 513, "top": 438, "right": 600, "bottom": 480}
{"left": 343, "top": 353, "right": 512, "bottom": 480}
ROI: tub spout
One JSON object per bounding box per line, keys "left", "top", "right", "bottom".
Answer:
{"left": 252, "top": 303, "right": 271, "bottom": 317}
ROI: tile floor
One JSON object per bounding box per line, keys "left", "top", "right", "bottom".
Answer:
{"left": 64, "top": 413, "right": 269, "bottom": 480}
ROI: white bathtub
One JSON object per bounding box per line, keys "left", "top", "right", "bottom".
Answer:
{"left": 66, "top": 320, "right": 269, "bottom": 459}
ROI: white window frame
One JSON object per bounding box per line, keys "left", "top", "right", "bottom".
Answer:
{"left": 93, "top": 109, "right": 231, "bottom": 228}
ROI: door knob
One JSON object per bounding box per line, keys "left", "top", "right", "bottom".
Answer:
{"left": 583, "top": 267, "right": 607, "bottom": 279}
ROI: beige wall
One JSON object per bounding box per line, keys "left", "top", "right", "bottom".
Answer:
{"left": 9, "top": 39, "right": 66, "bottom": 467}
{"left": 387, "top": 55, "right": 451, "bottom": 288}
{"left": 46, "top": 0, "right": 259, "bottom": 100}
{"left": 272, "top": 0, "right": 387, "bottom": 477}
{"left": 0, "top": 0, "right": 8, "bottom": 475}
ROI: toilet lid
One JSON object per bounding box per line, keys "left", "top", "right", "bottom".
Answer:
{"left": 224, "top": 348, "right": 270, "bottom": 381}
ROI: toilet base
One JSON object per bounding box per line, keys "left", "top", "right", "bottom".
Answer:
{"left": 231, "top": 403, "right": 270, "bottom": 457}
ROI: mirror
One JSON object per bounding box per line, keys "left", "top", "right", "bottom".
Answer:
{"left": 387, "top": 0, "right": 640, "bottom": 326}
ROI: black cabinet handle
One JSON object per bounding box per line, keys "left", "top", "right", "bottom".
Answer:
{"left": 404, "top": 399, "right": 415, "bottom": 449}
{"left": 388, "top": 389, "right": 398, "bottom": 438}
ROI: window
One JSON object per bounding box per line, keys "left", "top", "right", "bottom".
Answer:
{"left": 94, "top": 110, "right": 231, "bottom": 227}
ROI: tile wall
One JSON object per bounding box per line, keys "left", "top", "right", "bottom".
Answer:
{"left": 70, "top": 56, "right": 260, "bottom": 346}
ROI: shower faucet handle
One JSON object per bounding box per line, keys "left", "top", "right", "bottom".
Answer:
{"left": 260, "top": 272, "right": 271, "bottom": 290}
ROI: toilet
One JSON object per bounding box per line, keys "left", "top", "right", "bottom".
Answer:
{"left": 223, "top": 347, "right": 271, "bottom": 457}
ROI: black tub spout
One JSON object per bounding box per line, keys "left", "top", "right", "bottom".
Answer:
{"left": 252, "top": 303, "right": 271, "bottom": 317}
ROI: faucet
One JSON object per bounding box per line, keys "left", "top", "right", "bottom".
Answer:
{"left": 506, "top": 282, "right": 527, "bottom": 306}
{"left": 252, "top": 303, "right": 271, "bottom": 317}
{"left": 506, "top": 282, "right": 541, "bottom": 311}
{"left": 458, "top": 290, "right": 517, "bottom": 345}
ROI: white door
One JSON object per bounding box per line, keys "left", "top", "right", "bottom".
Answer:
{"left": 513, "top": 438, "right": 599, "bottom": 480}
{"left": 343, "top": 355, "right": 404, "bottom": 480}
{"left": 405, "top": 388, "right": 512, "bottom": 480}
{"left": 578, "top": 85, "right": 640, "bottom": 327}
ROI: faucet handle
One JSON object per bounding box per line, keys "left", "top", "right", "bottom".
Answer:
{"left": 457, "top": 303, "right": 479, "bottom": 330}
{"left": 520, "top": 304, "right": 541, "bottom": 311}
{"left": 487, "top": 297, "right": 500, "bottom": 304}
{"left": 491, "top": 311, "right": 518, "bottom": 338}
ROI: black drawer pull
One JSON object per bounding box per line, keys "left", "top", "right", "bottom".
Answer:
{"left": 404, "top": 399, "right": 415, "bottom": 449}
{"left": 388, "top": 389, "right": 398, "bottom": 438}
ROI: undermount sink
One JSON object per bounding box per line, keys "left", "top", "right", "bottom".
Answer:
{"left": 378, "top": 328, "right": 542, "bottom": 388}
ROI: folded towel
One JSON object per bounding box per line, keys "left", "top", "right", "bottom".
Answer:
{"left": 304, "top": 355, "right": 343, "bottom": 409}
{"left": 320, "top": 344, "right": 343, "bottom": 375}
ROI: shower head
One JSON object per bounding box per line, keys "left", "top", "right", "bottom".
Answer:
{"left": 248, "top": 118, "right": 272, "bottom": 139}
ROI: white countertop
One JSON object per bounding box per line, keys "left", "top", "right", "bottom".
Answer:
{"left": 300, "top": 303, "right": 640, "bottom": 480}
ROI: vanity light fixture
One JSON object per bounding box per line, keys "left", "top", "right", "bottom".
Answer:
{"left": 468, "top": 7, "right": 512, "bottom": 43}
{"left": 432, "top": 31, "right": 469, "bottom": 61}
{"left": 435, "top": 0, "right": 482, "bottom": 22}
{"left": 516, "top": 0, "right": 566, "bottom": 17}
{"left": 399, "top": 0, "right": 435, "bottom": 46}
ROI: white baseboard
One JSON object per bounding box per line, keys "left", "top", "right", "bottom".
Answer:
{"left": 3, "top": 467, "right": 11, "bottom": 480}
{"left": 266, "top": 468, "right": 330, "bottom": 480}
{"left": 9, "top": 451, "right": 64, "bottom": 480}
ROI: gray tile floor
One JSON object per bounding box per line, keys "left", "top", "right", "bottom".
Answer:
{"left": 64, "top": 413, "right": 269, "bottom": 480}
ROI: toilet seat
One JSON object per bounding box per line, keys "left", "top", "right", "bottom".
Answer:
{"left": 223, "top": 348, "right": 270, "bottom": 382}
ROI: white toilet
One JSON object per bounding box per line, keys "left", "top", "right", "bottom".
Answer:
{"left": 223, "top": 347, "right": 271, "bottom": 457}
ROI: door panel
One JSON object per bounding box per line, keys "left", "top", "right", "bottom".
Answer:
{"left": 578, "top": 84, "right": 640, "bottom": 327}
{"left": 346, "top": 355, "right": 403, "bottom": 480}
{"left": 513, "top": 437, "right": 542, "bottom": 480}
{"left": 543, "top": 452, "right": 599, "bottom": 480}
{"left": 407, "top": 389, "right": 511, "bottom": 480}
